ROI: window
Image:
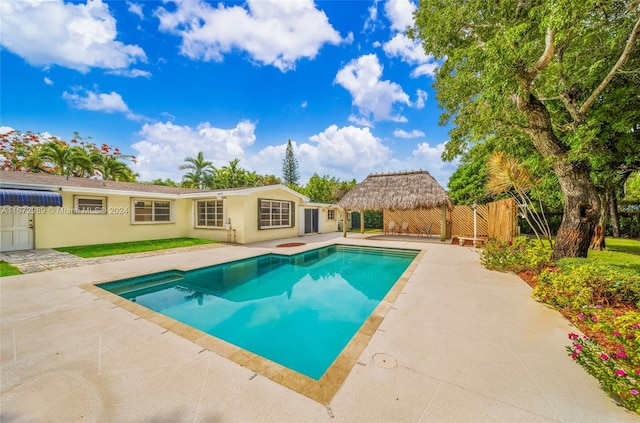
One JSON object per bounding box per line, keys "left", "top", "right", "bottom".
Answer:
{"left": 195, "top": 200, "right": 224, "bottom": 228}
{"left": 259, "top": 199, "right": 293, "bottom": 229}
{"left": 327, "top": 209, "right": 336, "bottom": 220}
{"left": 133, "top": 200, "right": 172, "bottom": 223}
{"left": 74, "top": 196, "right": 106, "bottom": 213}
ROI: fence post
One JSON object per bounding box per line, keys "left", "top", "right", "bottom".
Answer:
{"left": 440, "top": 204, "right": 447, "bottom": 242}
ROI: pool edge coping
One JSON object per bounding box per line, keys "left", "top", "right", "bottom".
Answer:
{"left": 79, "top": 245, "right": 426, "bottom": 405}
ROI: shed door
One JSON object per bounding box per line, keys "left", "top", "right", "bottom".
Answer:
{"left": 1, "top": 209, "right": 34, "bottom": 251}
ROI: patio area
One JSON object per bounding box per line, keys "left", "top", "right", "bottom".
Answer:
{"left": 1, "top": 233, "right": 636, "bottom": 422}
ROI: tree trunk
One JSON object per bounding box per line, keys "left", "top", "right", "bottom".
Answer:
{"left": 609, "top": 191, "right": 621, "bottom": 238}
{"left": 518, "top": 94, "right": 601, "bottom": 260}
{"left": 589, "top": 224, "right": 605, "bottom": 250}
{"left": 590, "top": 192, "right": 608, "bottom": 250}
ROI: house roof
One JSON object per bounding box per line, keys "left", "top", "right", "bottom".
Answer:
{"left": 337, "top": 170, "right": 452, "bottom": 211}
{"left": 0, "top": 171, "right": 309, "bottom": 201}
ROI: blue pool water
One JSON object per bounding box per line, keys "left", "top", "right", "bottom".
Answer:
{"left": 99, "top": 244, "right": 418, "bottom": 379}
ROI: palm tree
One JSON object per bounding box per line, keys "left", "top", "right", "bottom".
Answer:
{"left": 38, "top": 141, "right": 93, "bottom": 176}
{"left": 179, "top": 152, "right": 212, "bottom": 189}
{"left": 486, "top": 152, "right": 553, "bottom": 247}
{"left": 210, "top": 158, "right": 249, "bottom": 188}
{"left": 93, "top": 154, "right": 136, "bottom": 181}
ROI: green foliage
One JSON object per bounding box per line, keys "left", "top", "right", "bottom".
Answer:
{"left": 480, "top": 237, "right": 552, "bottom": 273}
{"left": 303, "top": 173, "right": 355, "bottom": 203}
{"left": 351, "top": 210, "right": 383, "bottom": 229}
{"left": 304, "top": 173, "right": 335, "bottom": 203}
{"left": 282, "top": 140, "right": 300, "bottom": 186}
{"left": 179, "top": 152, "right": 212, "bottom": 189}
{"left": 55, "top": 238, "right": 218, "bottom": 258}
{"left": 447, "top": 144, "right": 489, "bottom": 205}
{"left": 534, "top": 261, "right": 640, "bottom": 310}
{"left": 626, "top": 172, "right": 640, "bottom": 203}
{"left": 0, "top": 261, "right": 22, "bottom": 276}
{"left": 146, "top": 178, "right": 179, "bottom": 187}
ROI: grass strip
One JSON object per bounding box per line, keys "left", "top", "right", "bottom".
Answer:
{"left": 0, "top": 261, "right": 22, "bottom": 276}
{"left": 55, "top": 237, "right": 218, "bottom": 258}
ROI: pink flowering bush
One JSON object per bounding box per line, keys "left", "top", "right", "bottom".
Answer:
{"left": 567, "top": 334, "right": 639, "bottom": 413}
{"left": 481, "top": 237, "right": 551, "bottom": 272}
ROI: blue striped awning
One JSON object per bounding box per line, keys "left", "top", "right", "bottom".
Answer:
{"left": 0, "top": 189, "right": 63, "bottom": 207}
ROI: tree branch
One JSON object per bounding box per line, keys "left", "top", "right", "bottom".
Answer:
{"left": 515, "top": 0, "right": 526, "bottom": 20}
{"left": 579, "top": 16, "right": 640, "bottom": 117}
{"left": 526, "top": 29, "right": 557, "bottom": 82}
{"left": 560, "top": 92, "right": 581, "bottom": 123}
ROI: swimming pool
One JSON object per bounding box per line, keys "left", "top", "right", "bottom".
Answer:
{"left": 98, "top": 244, "right": 419, "bottom": 380}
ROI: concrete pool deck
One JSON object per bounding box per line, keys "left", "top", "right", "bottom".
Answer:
{"left": 1, "top": 233, "right": 637, "bottom": 422}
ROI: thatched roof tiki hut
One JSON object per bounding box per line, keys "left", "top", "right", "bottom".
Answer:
{"left": 338, "top": 171, "right": 453, "bottom": 241}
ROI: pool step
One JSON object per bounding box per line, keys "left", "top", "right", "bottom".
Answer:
{"left": 103, "top": 272, "right": 185, "bottom": 296}
{"left": 336, "top": 245, "right": 419, "bottom": 258}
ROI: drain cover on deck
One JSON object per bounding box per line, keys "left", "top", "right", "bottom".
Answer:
{"left": 372, "top": 353, "right": 397, "bottom": 368}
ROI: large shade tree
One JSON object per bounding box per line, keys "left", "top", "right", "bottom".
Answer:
{"left": 412, "top": 0, "right": 640, "bottom": 259}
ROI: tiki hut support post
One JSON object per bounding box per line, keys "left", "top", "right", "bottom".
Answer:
{"left": 342, "top": 208, "right": 348, "bottom": 238}
{"left": 440, "top": 204, "right": 447, "bottom": 242}
{"left": 360, "top": 210, "right": 365, "bottom": 234}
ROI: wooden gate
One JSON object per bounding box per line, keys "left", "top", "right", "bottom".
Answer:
{"left": 487, "top": 198, "right": 517, "bottom": 242}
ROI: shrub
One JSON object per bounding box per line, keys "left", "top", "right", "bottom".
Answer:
{"left": 567, "top": 333, "right": 640, "bottom": 413}
{"left": 533, "top": 261, "right": 640, "bottom": 309}
{"left": 481, "top": 237, "right": 551, "bottom": 273}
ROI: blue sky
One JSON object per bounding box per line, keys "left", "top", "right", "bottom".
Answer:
{"left": 1, "top": 0, "right": 457, "bottom": 186}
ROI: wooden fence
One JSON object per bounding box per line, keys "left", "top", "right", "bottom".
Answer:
{"left": 383, "top": 198, "right": 516, "bottom": 242}
{"left": 487, "top": 198, "right": 518, "bottom": 242}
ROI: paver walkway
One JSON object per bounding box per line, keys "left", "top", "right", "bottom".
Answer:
{"left": 0, "top": 243, "right": 227, "bottom": 273}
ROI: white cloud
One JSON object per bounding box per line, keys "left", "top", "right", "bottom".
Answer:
{"left": 0, "top": 0, "right": 146, "bottom": 73}
{"left": 382, "top": 33, "right": 437, "bottom": 78}
{"left": 335, "top": 54, "right": 410, "bottom": 123}
{"left": 394, "top": 129, "right": 425, "bottom": 138}
{"left": 155, "top": 0, "right": 343, "bottom": 72}
{"left": 304, "top": 125, "right": 390, "bottom": 171}
{"left": 44, "top": 77, "right": 54, "bottom": 86}
{"left": 247, "top": 125, "right": 391, "bottom": 183}
{"left": 411, "top": 63, "right": 438, "bottom": 78}
{"left": 131, "top": 120, "right": 257, "bottom": 181}
{"left": 384, "top": 0, "right": 415, "bottom": 31}
{"left": 301, "top": 101, "right": 308, "bottom": 109}
{"left": 107, "top": 68, "right": 152, "bottom": 79}
{"left": 62, "top": 88, "right": 145, "bottom": 121}
{"left": 378, "top": 1, "right": 439, "bottom": 78}
{"left": 363, "top": 1, "right": 380, "bottom": 33}
{"left": 126, "top": 1, "right": 144, "bottom": 19}
{"left": 405, "top": 141, "right": 458, "bottom": 186}
{"left": 414, "top": 89, "right": 427, "bottom": 109}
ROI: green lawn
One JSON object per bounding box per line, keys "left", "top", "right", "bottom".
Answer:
{"left": 55, "top": 237, "right": 219, "bottom": 258}
{"left": 0, "top": 261, "right": 22, "bottom": 276}
{"left": 587, "top": 237, "right": 640, "bottom": 273}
